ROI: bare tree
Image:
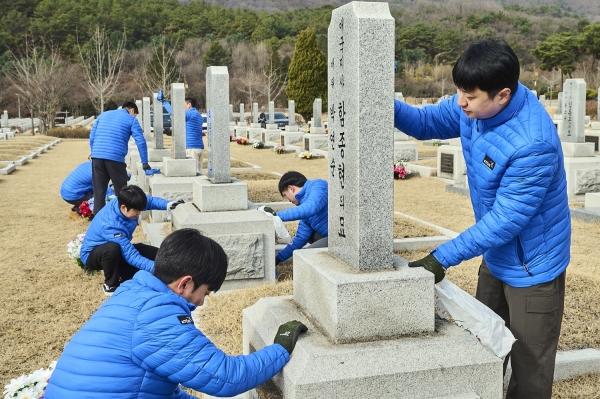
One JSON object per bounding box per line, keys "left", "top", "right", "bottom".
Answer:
{"left": 134, "top": 35, "right": 181, "bottom": 98}
{"left": 238, "top": 67, "right": 262, "bottom": 105}
{"left": 257, "top": 49, "right": 287, "bottom": 105}
{"left": 78, "top": 26, "right": 126, "bottom": 114}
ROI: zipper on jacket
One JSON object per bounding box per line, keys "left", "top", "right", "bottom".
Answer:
{"left": 516, "top": 236, "right": 533, "bottom": 276}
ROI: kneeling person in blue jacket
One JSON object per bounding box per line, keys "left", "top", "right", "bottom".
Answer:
{"left": 45, "top": 228, "right": 307, "bottom": 399}
{"left": 264, "top": 171, "right": 328, "bottom": 266}
{"left": 80, "top": 185, "right": 184, "bottom": 295}
{"left": 60, "top": 161, "right": 115, "bottom": 214}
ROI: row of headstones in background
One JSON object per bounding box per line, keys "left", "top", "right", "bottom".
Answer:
{"left": 58, "top": 116, "right": 85, "bottom": 127}
{"left": 244, "top": 3, "right": 501, "bottom": 398}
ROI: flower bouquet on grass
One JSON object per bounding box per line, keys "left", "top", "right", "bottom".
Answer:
{"left": 275, "top": 145, "right": 286, "bottom": 154}
{"left": 394, "top": 161, "right": 418, "bottom": 179}
{"left": 3, "top": 361, "right": 56, "bottom": 399}
{"left": 253, "top": 141, "right": 265, "bottom": 149}
{"left": 78, "top": 200, "right": 93, "bottom": 219}
{"left": 67, "top": 234, "right": 95, "bottom": 274}
{"left": 236, "top": 137, "right": 249, "bottom": 145}
{"left": 298, "top": 151, "right": 313, "bottom": 160}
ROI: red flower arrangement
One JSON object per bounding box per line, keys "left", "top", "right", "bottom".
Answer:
{"left": 79, "top": 201, "right": 93, "bottom": 219}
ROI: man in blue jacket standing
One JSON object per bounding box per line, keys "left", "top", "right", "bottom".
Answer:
{"left": 184, "top": 97, "right": 205, "bottom": 175}
{"left": 46, "top": 228, "right": 307, "bottom": 399}
{"left": 263, "top": 171, "right": 328, "bottom": 266}
{"left": 90, "top": 101, "right": 150, "bottom": 214}
{"left": 80, "top": 185, "right": 183, "bottom": 295}
{"left": 400, "top": 40, "right": 569, "bottom": 399}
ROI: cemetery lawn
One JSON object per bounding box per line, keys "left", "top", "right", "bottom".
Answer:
{"left": 1, "top": 136, "right": 600, "bottom": 397}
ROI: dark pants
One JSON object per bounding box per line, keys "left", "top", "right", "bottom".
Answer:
{"left": 85, "top": 242, "right": 158, "bottom": 287}
{"left": 64, "top": 194, "right": 93, "bottom": 212}
{"left": 308, "top": 232, "right": 328, "bottom": 249}
{"left": 475, "top": 261, "right": 565, "bottom": 399}
{"left": 92, "top": 158, "right": 128, "bottom": 214}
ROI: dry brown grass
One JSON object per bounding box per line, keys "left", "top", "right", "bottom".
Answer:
{"left": 2, "top": 137, "right": 600, "bottom": 398}
{"left": 410, "top": 158, "right": 437, "bottom": 168}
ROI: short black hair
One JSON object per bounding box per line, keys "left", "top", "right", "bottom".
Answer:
{"left": 153, "top": 229, "right": 228, "bottom": 293}
{"left": 122, "top": 101, "right": 139, "bottom": 115}
{"left": 185, "top": 98, "right": 198, "bottom": 108}
{"left": 452, "top": 40, "right": 520, "bottom": 99}
{"left": 117, "top": 185, "right": 147, "bottom": 211}
{"left": 278, "top": 171, "right": 307, "bottom": 195}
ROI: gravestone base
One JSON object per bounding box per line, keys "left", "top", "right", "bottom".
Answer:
{"left": 563, "top": 156, "right": 600, "bottom": 201}
{"left": 310, "top": 127, "right": 325, "bottom": 134}
{"left": 172, "top": 204, "right": 277, "bottom": 290}
{"left": 561, "top": 142, "right": 595, "bottom": 157}
{"left": 246, "top": 127, "right": 263, "bottom": 141}
{"left": 394, "top": 130, "right": 409, "bottom": 141}
{"left": 148, "top": 148, "right": 171, "bottom": 162}
{"left": 243, "top": 296, "right": 502, "bottom": 399}
{"left": 136, "top": 161, "right": 163, "bottom": 193}
{"left": 148, "top": 175, "right": 203, "bottom": 222}
{"left": 293, "top": 249, "right": 434, "bottom": 343}
{"left": 584, "top": 132, "right": 600, "bottom": 153}
{"left": 437, "top": 145, "right": 465, "bottom": 182}
{"left": 162, "top": 157, "right": 196, "bottom": 177}
{"left": 261, "top": 129, "right": 281, "bottom": 143}
{"left": 393, "top": 141, "right": 418, "bottom": 162}
{"left": 194, "top": 178, "right": 248, "bottom": 212}
{"left": 235, "top": 125, "right": 249, "bottom": 139}
{"left": 280, "top": 132, "right": 305, "bottom": 147}
{"left": 284, "top": 125, "right": 299, "bottom": 132}
{"left": 303, "top": 134, "right": 329, "bottom": 152}
{"left": 586, "top": 192, "right": 600, "bottom": 208}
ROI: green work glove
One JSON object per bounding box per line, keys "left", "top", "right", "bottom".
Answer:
{"left": 273, "top": 320, "right": 308, "bottom": 355}
{"left": 263, "top": 206, "right": 276, "bottom": 216}
{"left": 408, "top": 253, "right": 446, "bottom": 284}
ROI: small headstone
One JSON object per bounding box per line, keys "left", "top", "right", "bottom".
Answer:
{"left": 152, "top": 93, "right": 164, "bottom": 149}
{"left": 142, "top": 97, "right": 151, "bottom": 141}
{"left": 171, "top": 83, "right": 187, "bottom": 159}
{"left": 269, "top": 101, "right": 275, "bottom": 123}
{"left": 206, "top": 66, "right": 231, "bottom": 183}
{"left": 253, "top": 103, "right": 258, "bottom": 124}
{"left": 288, "top": 100, "right": 296, "bottom": 127}
{"left": 560, "top": 78, "right": 586, "bottom": 143}
{"left": 239, "top": 103, "right": 245, "bottom": 125}
{"left": 135, "top": 100, "right": 143, "bottom": 129}
{"left": 557, "top": 92, "right": 563, "bottom": 115}
{"left": 539, "top": 94, "right": 546, "bottom": 105}
{"left": 2, "top": 111, "right": 8, "bottom": 128}
{"left": 327, "top": 1, "right": 394, "bottom": 271}
{"left": 313, "top": 98, "right": 322, "bottom": 127}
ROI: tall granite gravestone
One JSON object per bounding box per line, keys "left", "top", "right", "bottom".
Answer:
{"left": 287, "top": 100, "right": 296, "bottom": 128}
{"left": 280, "top": 99, "right": 303, "bottom": 145}
{"left": 234, "top": 103, "right": 248, "bottom": 138}
{"left": 152, "top": 93, "right": 164, "bottom": 150}
{"left": 2, "top": 111, "right": 7, "bottom": 128}
{"left": 304, "top": 98, "right": 326, "bottom": 150}
{"left": 243, "top": 3, "right": 501, "bottom": 398}
{"left": 312, "top": 98, "right": 322, "bottom": 127}
{"left": 170, "top": 66, "right": 276, "bottom": 290}
{"left": 559, "top": 79, "right": 600, "bottom": 201}
{"left": 252, "top": 102, "right": 259, "bottom": 124}
{"left": 262, "top": 101, "right": 282, "bottom": 143}
{"left": 246, "top": 102, "right": 263, "bottom": 141}
{"left": 142, "top": 97, "right": 152, "bottom": 141}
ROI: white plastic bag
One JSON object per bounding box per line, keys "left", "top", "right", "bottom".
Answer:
{"left": 257, "top": 206, "right": 291, "bottom": 244}
{"left": 434, "top": 279, "right": 516, "bottom": 359}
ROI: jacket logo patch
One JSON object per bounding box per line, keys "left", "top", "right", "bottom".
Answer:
{"left": 483, "top": 155, "right": 495, "bottom": 171}
{"left": 114, "top": 232, "right": 123, "bottom": 238}
{"left": 177, "top": 315, "right": 194, "bottom": 325}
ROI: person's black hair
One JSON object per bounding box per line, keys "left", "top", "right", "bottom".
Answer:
{"left": 153, "top": 228, "right": 228, "bottom": 293}
{"left": 278, "top": 171, "right": 307, "bottom": 195}
{"left": 122, "top": 101, "right": 139, "bottom": 115}
{"left": 185, "top": 97, "right": 198, "bottom": 108}
{"left": 452, "top": 40, "right": 520, "bottom": 99}
{"left": 117, "top": 185, "right": 147, "bottom": 211}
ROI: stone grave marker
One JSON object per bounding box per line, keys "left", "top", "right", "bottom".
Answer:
{"left": 171, "top": 83, "right": 187, "bottom": 158}
{"left": 206, "top": 66, "right": 231, "bottom": 184}
{"left": 560, "top": 78, "right": 586, "bottom": 143}
{"left": 288, "top": 100, "right": 296, "bottom": 127}
{"left": 152, "top": 92, "right": 164, "bottom": 149}
{"left": 557, "top": 92, "right": 563, "bottom": 115}
{"left": 142, "top": 97, "right": 152, "bottom": 141}
{"left": 135, "top": 100, "right": 143, "bottom": 129}
{"left": 252, "top": 102, "right": 258, "bottom": 124}
{"left": 313, "top": 98, "right": 322, "bottom": 127}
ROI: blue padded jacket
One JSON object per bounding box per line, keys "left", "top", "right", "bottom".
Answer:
{"left": 60, "top": 162, "right": 94, "bottom": 201}
{"left": 80, "top": 195, "right": 168, "bottom": 272}
{"left": 90, "top": 108, "right": 148, "bottom": 164}
{"left": 186, "top": 108, "right": 204, "bottom": 149}
{"left": 394, "top": 83, "right": 570, "bottom": 287}
{"left": 45, "top": 271, "right": 289, "bottom": 399}
{"left": 276, "top": 179, "right": 328, "bottom": 262}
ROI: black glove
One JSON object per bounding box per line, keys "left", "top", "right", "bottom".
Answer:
{"left": 168, "top": 199, "right": 185, "bottom": 210}
{"left": 263, "top": 206, "right": 276, "bottom": 216}
{"left": 142, "top": 163, "right": 151, "bottom": 170}
{"left": 275, "top": 256, "right": 282, "bottom": 266}
{"left": 274, "top": 320, "right": 307, "bottom": 355}
{"left": 408, "top": 253, "right": 446, "bottom": 284}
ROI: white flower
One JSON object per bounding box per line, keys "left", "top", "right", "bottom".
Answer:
{"left": 66, "top": 234, "right": 85, "bottom": 260}
{"left": 4, "top": 374, "right": 29, "bottom": 396}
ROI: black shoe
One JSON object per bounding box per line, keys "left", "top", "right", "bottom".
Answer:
{"left": 103, "top": 284, "right": 117, "bottom": 296}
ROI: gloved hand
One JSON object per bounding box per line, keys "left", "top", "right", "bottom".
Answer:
{"left": 142, "top": 163, "right": 151, "bottom": 170}
{"left": 273, "top": 320, "right": 307, "bottom": 355}
{"left": 157, "top": 90, "right": 165, "bottom": 102}
{"left": 275, "top": 256, "right": 282, "bottom": 266}
{"left": 167, "top": 199, "right": 185, "bottom": 210}
{"left": 263, "top": 206, "right": 276, "bottom": 216}
{"left": 408, "top": 253, "right": 446, "bottom": 284}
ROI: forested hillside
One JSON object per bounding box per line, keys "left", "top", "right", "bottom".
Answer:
{"left": 0, "top": 0, "right": 598, "bottom": 125}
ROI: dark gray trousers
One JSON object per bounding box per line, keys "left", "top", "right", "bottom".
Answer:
{"left": 91, "top": 158, "right": 128, "bottom": 214}
{"left": 476, "top": 261, "right": 565, "bottom": 399}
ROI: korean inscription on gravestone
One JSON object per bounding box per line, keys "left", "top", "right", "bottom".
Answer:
{"left": 440, "top": 153, "right": 454, "bottom": 174}
{"left": 207, "top": 109, "right": 214, "bottom": 178}
{"left": 328, "top": 17, "right": 347, "bottom": 238}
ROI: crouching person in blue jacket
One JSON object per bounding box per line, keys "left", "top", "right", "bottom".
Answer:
{"left": 60, "top": 161, "right": 116, "bottom": 214}
{"left": 80, "top": 185, "right": 184, "bottom": 295}
{"left": 262, "top": 171, "right": 328, "bottom": 266}
{"left": 45, "top": 228, "right": 307, "bottom": 399}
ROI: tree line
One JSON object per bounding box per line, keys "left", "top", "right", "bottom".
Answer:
{"left": 1, "top": 0, "right": 599, "bottom": 131}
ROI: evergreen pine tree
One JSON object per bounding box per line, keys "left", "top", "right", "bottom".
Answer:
{"left": 202, "top": 40, "right": 232, "bottom": 67}
{"left": 286, "top": 28, "right": 327, "bottom": 122}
